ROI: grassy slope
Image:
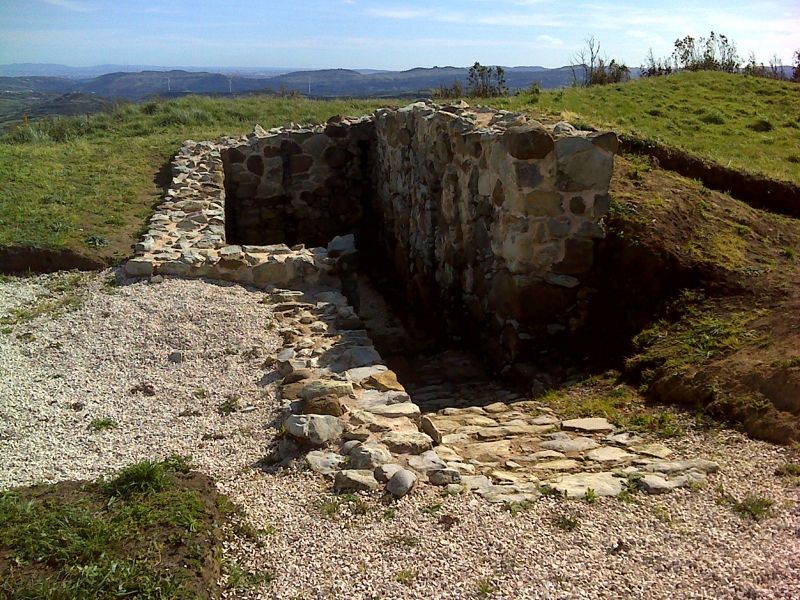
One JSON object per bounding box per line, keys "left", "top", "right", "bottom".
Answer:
{"left": 0, "top": 96, "right": 387, "bottom": 261}
{"left": 0, "top": 458, "right": 230, "bottom": 598}
{"left": 1, "top": 72, "right": 798, "bottom": 261}
{"left": 495, "top": 71, "right": 800, "bottom": 184}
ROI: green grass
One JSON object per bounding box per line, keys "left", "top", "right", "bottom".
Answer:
{"left": 394, "top": 569, "right": 417, "bottom": 585}
{"left": 88, "top": 418, "right": 118, "bottom": 432}
{"left": 0, "top": 95, "right": 387, "bottom": 259}
{"left": 536, "top": 375, "right": 688, "bottom": 438}
{"left": 494, "top": 71, "right": 800, "bottom": 184}
{"left": 716, "top": 486, "right": 775, "bottom": 522}
{"left": 554, "top": 514, "right": 580, "bottom": 531}
{"left": 633, "top": 305, "right": 763, "bottom": 373}
{"left": 0, "top": 458, "right": 222, "bottom": 599}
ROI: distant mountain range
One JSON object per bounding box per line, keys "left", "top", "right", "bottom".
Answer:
{"left": 0, "top": 63, "right": 296, "bottom": 79}
{"left": 0, "top": 64, "right": 599, "bottom": 127}
{"left": 0, "top": 64, "right": 588, "bottom": 102}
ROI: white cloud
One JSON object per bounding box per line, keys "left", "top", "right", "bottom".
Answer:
{"left": 368, "top": 8, "right": 431, "bottom": 19}
{"left": 42, "top": 0, "right": 95, "bottom": 12}
{"left": 536, "top": 34, "right": 563, "bottom": 47}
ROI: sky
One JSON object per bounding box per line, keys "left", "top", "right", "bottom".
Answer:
{"left": 0, "top": 0, "right": 798, "bottom": 71}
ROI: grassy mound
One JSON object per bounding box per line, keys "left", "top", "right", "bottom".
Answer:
{"left": 589, "top": 156, "right": 800, "bottom": 442}
{"left": 0, "top": 96, "right": 387, "bottom": 265}
{"left": 0, "top": 457, "right": 230, "bottom": 599}
{"left": 498, "top": 71, "right": 800, "bottom": 184}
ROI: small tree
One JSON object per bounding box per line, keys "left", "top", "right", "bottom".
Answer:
{"left": 672, "top": 31, "right": 740, "bottom": 72}
{"left": 641, "top": 49, "right": 674, "bottom": 78}
{"left": 432, "top": 80, "right": 464, "bottom": 99}
{"left": 572, "top": 37, "right": 630, "bottom": 86}
{"left": 571, "top": 36, "right": 601, "bottom": 86}
{"left": 793, "top": 49, "right": 800, "bottom": 82}
{"left": 466, "top": 62, "right": 508, "bottom": 97}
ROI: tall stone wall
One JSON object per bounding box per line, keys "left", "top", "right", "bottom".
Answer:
{"left": 222, "top": 116, "right": 374, "bottom": 248}
{"left": 372, "top": 102, "right": 617, "bottom": 365}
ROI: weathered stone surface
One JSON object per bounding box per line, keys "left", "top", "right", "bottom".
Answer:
{"left": 306, "top": 451, "right": 346, "bottom": 475}
{"left": 302, "top": 395, "right": 344, "bottom": 417}
{"left": 348, "top": 442, "right": 393, "bottom": 469}
{"left": 334, "top": 469, "right": 379, "bottom": 492}
{"left": 547, "top": 472, "right": 623, "bottom": 498}
{"left": 561, "top": 417, "right": 615, "bottom": 433}
{"left": 386, "top": 469, "right": 417, "bottom": 498}
{"left": 328, "top": 346, "right": 382, "bottom": 372}
{"left": 382, "top": 431, "right": 433, "bottom": 454}
{"left": 632, "top": 443, "right": 673, "bottom": 459}
{"left": 366, "top": 370, "right": 405, "bottom": 392}
{"left": 374, "top": 463, "right": 404, "bottom": 483}
{"left": 428, "top": 468, "right": 462, "bottom": 486}
{"left": 539, "top": 437, "right": 599, "bottom": 453}
{"left": 407, "top": 450, "right": 447, "bottom": 473}
{"left": 533, "top": 459, "right": 582, "bottom": 471}
{"left": 299, "top": 379, "right": 354, "bottom": 402}
{"left": 586, "top": 446, "right": 636, "bottom": 463}
{"left": 641, "top": 459, "right": 719, "bottom": 475}
{"left": 637, "top": 474, "right": 689, "bottom": 495}
{"left": 459, "top": 440, "right": 512, "bottom": 463}
{"left": 283, "top": 368, "right": 314, "bottom": 384}
{"left": 344, "top": 365, "right": 388, "bottom": 384}
{"left": 503, "top": 124, "right": 555, "bottom": 160}
{"left": 365, "top": 402, "right": 421, "bottom": 420}
{"left": 327, "top": 234, "right": 356, "bottom": 257}
{"left": 125, "top": 258, "right": 154, "bottom": 277}
{"left": 285, "top": 414, "right": 344, "bottom": 446}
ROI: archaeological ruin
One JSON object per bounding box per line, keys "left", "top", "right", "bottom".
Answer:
{"left": 125, "top": 101, "right": 718, "bottom": 502}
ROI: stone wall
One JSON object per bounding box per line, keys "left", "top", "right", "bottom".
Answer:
{"left": 222, "top": 116, "right": 374, "bottom": 248}
{"left": 126, "top": 101, "right": 617, "bottom": 368}
{"left": 372, "top": 102, "right": 617, "bottom": 365}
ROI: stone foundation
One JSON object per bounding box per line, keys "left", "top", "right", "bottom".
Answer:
{"left": 126, "top": 100, "right": 617, "bottom": 367}
{"left": 123, "top": 102, "right": 719, "bottom": 502}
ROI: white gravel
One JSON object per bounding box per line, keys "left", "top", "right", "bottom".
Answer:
{"left": 1, "top": 271, "right": 798, "bottom": 599}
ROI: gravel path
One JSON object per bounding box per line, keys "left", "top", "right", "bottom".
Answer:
{"left": 1, "top": 271, "right": 798, "bottom": 599}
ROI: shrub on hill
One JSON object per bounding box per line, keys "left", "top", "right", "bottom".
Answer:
{"left": 571, "top": 37, "right": 631, "bottom": 86}
{"left": 794, "top": 50, "right": 800, "bottom": 82}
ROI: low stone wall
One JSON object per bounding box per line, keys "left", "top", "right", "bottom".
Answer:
{"left": 372, "top": 102, "right": 617, "bottom": 364}
{"left": 222, "top": 117, "right": 374, "bottom": 247}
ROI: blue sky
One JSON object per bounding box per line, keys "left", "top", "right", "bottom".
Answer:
{"left": 0, "top": 0, "right": 798, "bottom": 70}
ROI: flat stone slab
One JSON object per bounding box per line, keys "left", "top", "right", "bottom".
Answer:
{"left": 547, "top": 472, "right": 623, "bottom": 498}
{"left": 637, "top": 474, "right": 689, "bottom": 495}
{"left": 561, "top": 417, "right": 615, "bottom": 432}
{"left": 632, "top": 443, "right": 673, "bottom": 459}
{"left": 586, "top": 446, "right": 636, "bottom": 463}
{"left": 539, "top": 436, "right": 599, "bottom": 453}
{"left": 305, "top": 451, "right": 346, "bottom": 475}
{"left": 364, "top": 402, "right": 421, "bottom": 419}
{"left": 533, "top": 459, "right": 582, "bottom": 471}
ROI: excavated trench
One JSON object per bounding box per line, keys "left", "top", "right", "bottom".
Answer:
{"left": 218, "top": 150, "right": 681, "bottom": 415}
{"left": 350, "top": 224, "right": 689, "bottom": 415}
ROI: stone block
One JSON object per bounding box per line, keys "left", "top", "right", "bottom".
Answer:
{"left": 502, "top": 125, "right": 554, "bottom": 160}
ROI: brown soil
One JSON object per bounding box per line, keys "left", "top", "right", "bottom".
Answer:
{"left": 591, "top": 155, "right": 800, "bottom": 443}
{"left": 0, "top": 472, "right": 226, "bottom": 599}
{"left": 620, "top": 135, "right": 800, "bottom": 218}
{"left": 0, "top": 245, "right": 108, "bottom": 273}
